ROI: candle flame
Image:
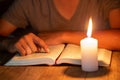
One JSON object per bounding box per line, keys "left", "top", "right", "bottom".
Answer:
{"left": 87, "top": 18, "right": 92, "bottom": 37}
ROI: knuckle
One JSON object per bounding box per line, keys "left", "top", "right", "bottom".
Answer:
{"left": 28, "top": 32, "right": 34, "bottom": 36}
{"left": 15, "top": 42, "right": 20, "bottom": 47}
{"left": 18, "top": 38, "right": 24, "bottom": 43}
{"left": 23, "top": 35, "right": 28, "bottom": 39}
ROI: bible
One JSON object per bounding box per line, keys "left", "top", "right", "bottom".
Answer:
{"left": 5, "top": 44, "right": 112, "bottom": 66}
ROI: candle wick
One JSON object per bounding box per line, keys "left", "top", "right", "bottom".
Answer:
{"left": 87, "top": 33, "right": 91, "bottom": 38}
{"left": 87, "top": 36, "right": 91, "bottom": 38}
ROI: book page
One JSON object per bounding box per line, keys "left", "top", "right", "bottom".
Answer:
{"left": 5, "top": 44, "right": 65, "bottom": 66}
{"left": 56, "top": 44, "right": 112, "bottom": 66}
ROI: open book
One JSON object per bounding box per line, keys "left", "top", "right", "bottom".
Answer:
{"left": 5, "top": 44, "right": 112, "bottom": 66}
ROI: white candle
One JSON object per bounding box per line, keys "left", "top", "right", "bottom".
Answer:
{"left": 80, "top": 18, "right": 98, "bottom": 72}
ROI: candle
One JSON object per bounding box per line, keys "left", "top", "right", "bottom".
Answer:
{"left": 80, "top": 18, "right": 98, "bottom": 72}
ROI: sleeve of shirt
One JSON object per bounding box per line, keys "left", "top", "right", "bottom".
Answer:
{"left": 1, "top": 0, "right": 28, "bottom": 28}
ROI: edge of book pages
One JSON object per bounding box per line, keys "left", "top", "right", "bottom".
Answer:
{"left": 5, "top": 44, "right": 65, "bottom": 66}
{"left": 5, "top": 44, "right": 112, "bottom": 66}
{"left": 56, "top": 44, "right": 112, "bottom": 66}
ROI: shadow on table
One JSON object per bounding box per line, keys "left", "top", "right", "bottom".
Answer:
{"left": 64, "top": 66, "right": 110, "bottom": 78}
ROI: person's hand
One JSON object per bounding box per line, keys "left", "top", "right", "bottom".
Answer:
{"left": 38, "top": 31, "right": 65, "bottom": 46}
{"left": 15, "top": 33, "right": 49, "bottom": 56}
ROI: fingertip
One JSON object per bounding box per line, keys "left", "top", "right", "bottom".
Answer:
{"left": 17, "top": 49, "right": 26, "bottom": 56}
{"left": 26, "top": 49, "right": 32, "bottom": 55}
{"left": 20, "top": 52, "right": 26, "bottom": 56}
{"left": 46, "top": 48, "right": 50, "bottom": 53}
{"left": 43, "top": 46, "right": 50, "bottom": 53}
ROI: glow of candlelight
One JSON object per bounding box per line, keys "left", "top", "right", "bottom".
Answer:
{"left": 87, "top": 18, "right": 92, "bottom": 38}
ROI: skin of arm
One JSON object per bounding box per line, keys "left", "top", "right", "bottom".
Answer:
{"left": 38, "top": 8, "right": 120, "bottom": 51}
{"left": 0, "top": 19, "right": 16, "bottom": 36}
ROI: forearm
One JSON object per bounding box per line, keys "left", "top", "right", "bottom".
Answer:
{"left": 93, "top": 29, "right": 120, "bottom": 50}
{"left": 62, "top": 31, "right": 86, "bottom": 45}
{"left": 62, "top": 29, "right": 120, "bottom": 50}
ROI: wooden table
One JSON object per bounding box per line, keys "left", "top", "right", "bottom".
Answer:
{"left": 0, "top": 51, "right": 120, "bottom": 80}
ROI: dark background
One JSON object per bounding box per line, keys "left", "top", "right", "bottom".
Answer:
{"left": 0, "top": 0, "right": 14, "bottom": 16}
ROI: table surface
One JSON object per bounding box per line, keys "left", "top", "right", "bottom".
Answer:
{"left": 0, "top": 51, "right": 120, "bottom": 80}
